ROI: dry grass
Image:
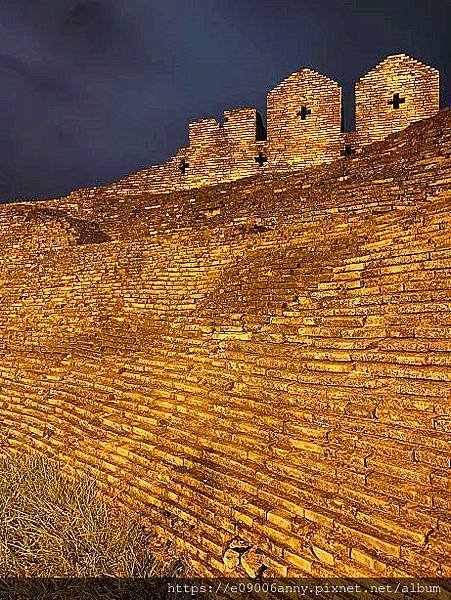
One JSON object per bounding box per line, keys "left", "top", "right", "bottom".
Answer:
{"left": 0, "top": 450, "right": 184, "bottom": 581}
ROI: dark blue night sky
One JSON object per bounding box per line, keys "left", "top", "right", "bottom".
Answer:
{"left": 0, "top": 0, "right": 449, "bottom": 202}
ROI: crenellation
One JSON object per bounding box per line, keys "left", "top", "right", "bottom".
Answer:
{"left": 222, "top": 108, "right": 260, "bottom": 143}
{"left": 60, "top": 53, "right": 440, "bottom": 199}
{"left": 267, "top": 67, "right": 343, "bottom": 169}
{"left": 355, "top": 54, "right": 440, "bottom": 146}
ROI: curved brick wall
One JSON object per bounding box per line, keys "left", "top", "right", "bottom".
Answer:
{"left": 0, "top": 108, "right": 450, "bottom": 579}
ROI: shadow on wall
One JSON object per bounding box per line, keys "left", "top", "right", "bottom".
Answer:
{"left": 22, "top": 208, "right": 110, "bottom": 249}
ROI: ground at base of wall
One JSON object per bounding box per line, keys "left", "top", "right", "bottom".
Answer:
{"left": 0, "top": 450, "right": 185, "bottom": 581}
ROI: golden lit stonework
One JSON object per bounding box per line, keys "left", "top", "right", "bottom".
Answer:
{"left": 0, "top": 54, "right": 449, "bottom": 579}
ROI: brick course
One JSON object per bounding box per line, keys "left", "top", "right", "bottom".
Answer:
{"left": 0, "top": 107, "right": 450, "bottom": 577}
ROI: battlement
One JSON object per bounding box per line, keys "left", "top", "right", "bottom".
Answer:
{"left": 355, "top": 54, "right": 440, "bottom": 145}
{"left": 96, "top": 53, "right": 440, "bottom": 197}
{"left": 188, "top": 117, "right": 222, "bottom": 147}
{"left": 267, "top": 68, "right": 342, "bottom": 168}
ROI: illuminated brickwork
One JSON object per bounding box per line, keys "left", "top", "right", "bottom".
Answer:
{"left": 355, "top": 54, "right": 440, "bottom": 146}
{"left": 267, "top": 68, "right": 342, "bottom": 169}
{"left": 80, "top": 53, "right": 440, "bottom": 198}
{"left": 103, "top": 108, "right": 268, "bottom": 197}
{"left": 0, "top": 108, "right": 450, "bottom": 578}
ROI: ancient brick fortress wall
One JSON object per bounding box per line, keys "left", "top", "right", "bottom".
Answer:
{"left": 58, "top": 53, "right": 439, "bottom": 203}
{"left": 0, "top": 108, "right": 450, "bottom": 579}
{"left": 355, "top": 54, "right": 440, "bottom": 146}
{"left": 266, "top": 69, "right": 342, "bottom": 169}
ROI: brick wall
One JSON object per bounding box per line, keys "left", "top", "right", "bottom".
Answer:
{"left": 98, "top": 108, "right": 269, "bottom": 196}
{"left": 67, "top": 53, "right": 439, "bottom": 200}
{"left": 355, "top": 54, "right": 440, "bottom": 146}
{"left": 0, "top": 108, "right": 450, "bottom": 578}
{"left": 267, "top": 68, "right": 342, "bottom": 169}
{"left": 184, "top": 109, "right": 267, "bottom": 186}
